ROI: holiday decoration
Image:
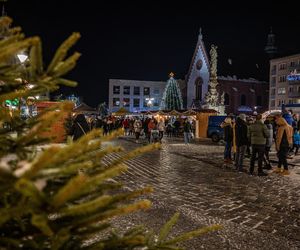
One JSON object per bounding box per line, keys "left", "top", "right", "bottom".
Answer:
{"left": 160, "top": 72, "right": 183, "bottom": 110}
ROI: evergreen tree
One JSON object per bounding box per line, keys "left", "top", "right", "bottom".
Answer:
{"left": 160, "top": 72, "right": 183, "bottom": 110}
{"left": 0, "top": 16, "right": 220, "bottom": 249}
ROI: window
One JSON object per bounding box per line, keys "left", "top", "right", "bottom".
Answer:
{"left": 113, "top": 85, "right": 120, "bottom": 94}
{"left": 240, "top": 94, "right": 246, "bottom": 106}
{"left": 298, "top": 86, "right": 300, "bottom": 93}
{"left": 290, "top": 61, "right": 296, "bottom": 67}
{"left": 133, "top": 98, "right": 140, "bottom": 107}
{"left": 278, "top": 87, "right": 286, "bottom": 95}
{"left": 279, "top": 75, "right": 286, "bottom": 82}
{"left": 113, "top": 98, "right": 120, "bottom": 107}
{"left": 123, "top": 86, "right": 130, "bottom": 95}
{"left": 271, "top": 88, "right": 276, "bottom": 95}
{"left": 256, "top": 96, "right": 262, "bottom": 106}
{"left": 224, "top": 93, "right": 230, "bottom": 105}
{"left": 153, "top": 98, "right": 159, "bottom": 106}
{"left": 271, "top": 100, "right": 275, "bottom": 107}
{"left": 271, "top": 77, "right": 276, "bottom": 86}
{"left": 195, "top": 77, "right": 203, "bottom": 100}
{"left": 144, "top": 87, "right": 150, "bottom": 96}
{"left": 289, "top": 99, "right": 293, "bottom": 104}
{"left": 153, "top": 88, "right": 159, "bottom": 95}
{"left": 271, "top": 65, "right": 277, "bottom": 75}
{"left": 123, "top": 98, "right": 130, "bottom": 107}
{"left": 133, "top": 86, "right": 140, "bottom": 95}
{"left": 278, "top": 100, "right": 281, "bottom": 106}
{"left": 289, "top": 87, "right": 293, "bottom": 93}
{"left": 279, "top": 63, "right": 287, "bottom": 70}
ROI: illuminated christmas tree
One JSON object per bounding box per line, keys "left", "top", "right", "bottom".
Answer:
{"left": 160, "top": 72, "right": 183, "bottom": 110}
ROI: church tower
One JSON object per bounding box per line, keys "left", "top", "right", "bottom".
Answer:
{"left": 264, "top": 27, "right": 278, "bottom": 59}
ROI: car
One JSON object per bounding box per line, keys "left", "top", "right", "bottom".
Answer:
{"left": 207, "top": 115, "right": 227, "bottom": 142}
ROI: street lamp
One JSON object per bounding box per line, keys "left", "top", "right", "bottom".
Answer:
{"left": 17, "top": 53, "right": 28, "bottom": 63}
{"left": 146, "top": 97, "right": 154, "bottom": 107}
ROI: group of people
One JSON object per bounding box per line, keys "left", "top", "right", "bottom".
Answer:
{"left": 221, "top": 110, "right": 299, "bottom": 176}
{"left": 122, "top": 117, "right": 194, "bottom": 144}
{"left": 68, "top": 113, "right": 195, "bottom": 145}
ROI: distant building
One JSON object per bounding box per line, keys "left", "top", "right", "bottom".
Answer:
{"left": 269, "top": 53, "right": 300, "bottom": 110}
{"left": 108, "top": 79, "right": 167, "bottom": 112}
{"left": 217, "top": 76, "right": 269, "bottom": 114}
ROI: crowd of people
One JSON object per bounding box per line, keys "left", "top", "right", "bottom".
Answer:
{"left": 68, "top": 110, "right": 300, "bottom": 177}
{"left": 68, "top": 114, "right": 196, "bottom": 144}
{"left": 221, "top": 110, "right": 299, "bottom": 176}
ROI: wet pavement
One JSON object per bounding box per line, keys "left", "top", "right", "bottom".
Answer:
{"left": 105, "top": 137, "right": 300, "bottom": 249}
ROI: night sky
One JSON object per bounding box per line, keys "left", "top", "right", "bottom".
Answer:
{"left": 6, "top": 0, "right": 300, "bottom": 107}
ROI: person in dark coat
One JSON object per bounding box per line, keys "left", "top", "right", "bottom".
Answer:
{"left": 235, "top": 114, "right": 248, "bottom": 172}
{"left": 70, "top": 113, "right": 90, "bottom": 141}
{"left": 221, "top": 117, "right": 233, "bottom": 163}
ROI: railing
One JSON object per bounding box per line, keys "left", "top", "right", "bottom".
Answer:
{"left": 288, "top": 92, "right": 300, "bottom": 98}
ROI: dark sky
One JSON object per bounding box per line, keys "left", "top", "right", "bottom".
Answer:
{"left": 5, "top": 0, "right": 300, "bottom": 107}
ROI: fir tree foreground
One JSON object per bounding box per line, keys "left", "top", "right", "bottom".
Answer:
{"left": 0, "top": 16, "right": 220, "bottom": 249}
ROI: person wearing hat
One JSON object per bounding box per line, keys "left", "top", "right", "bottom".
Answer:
{"left": 235, "top": 113, "right": 248, "bottom": 172}
{"left": 248, "top": 114, "right": 270, "bottom": 176}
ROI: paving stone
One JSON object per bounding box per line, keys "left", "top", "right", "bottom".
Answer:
{"left": 104, "top": 137, "right": 300, "bottom": 249}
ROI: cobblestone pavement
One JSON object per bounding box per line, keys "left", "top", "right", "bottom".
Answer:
{"left": 104, "top": 137, "right": 300, "bottom": 250}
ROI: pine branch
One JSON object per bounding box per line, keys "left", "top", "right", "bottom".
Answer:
{"left": 47, "top": 32, "right": 81, "bottom": 74}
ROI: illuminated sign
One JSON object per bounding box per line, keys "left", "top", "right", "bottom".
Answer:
{"left": 288, "top": 69, "right": 300, "bottom": 81}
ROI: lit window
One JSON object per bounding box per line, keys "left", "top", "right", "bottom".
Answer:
{"left": 113, "top": 98, "right": 120, "bottom": 106}
{"left": 278, "top": 87, "right": 286, "bottom": 95}
{"left": 123, "top": 98, "right": 130, "bottom": 107}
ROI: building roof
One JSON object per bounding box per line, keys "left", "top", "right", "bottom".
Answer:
{"left": 186, "top": 29, "right": 210, "bottom": 83}
{"left": 270, "top": 53, "right": 300, "bottom": 62}
{"left": 73, "top": 102, "right": 96, "bottom": 112}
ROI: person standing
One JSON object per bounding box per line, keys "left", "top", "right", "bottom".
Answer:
{"left": 183, "top": 119, "right": 192, "bottom": 144}
{"left": 221, "top": 117, "right": 233, "bottom": 164}
{"left": 235, "top": 114, "right": 248, "bottom": 172}
{"left": 133, "top": 118, "right": 143, "bottom": 143}
{"left": 274, "top": 116, "right": 293, "bottom": 175}
{"left": 248, "top": 114, "right": 270, "bottom": 176}
{"left": 157, "top": 119, "right": 165, "bottom": 142}
{"left": 69, "top": 113, "right": 90, "bottom": 141}
{"left": 263, "top": 120, "right": 273, "bottom": 170}
{"left": 293, "top": 129, "right": 300, "bottom": 155}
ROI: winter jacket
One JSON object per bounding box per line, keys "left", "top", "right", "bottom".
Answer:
{"left": 265, "top": 124, "right": 273, "bottom": 148}
{"left": 282, "top": 112, "right": 293, "bottom": 126}
{"left": 183, "top": 121, "right": 192, "bottom": 133}
{"left": 133, "top": 120, "right": 142, "bottom": 133}
{"left": 293, "top": 132, "right": 300, "bottom": 146}
{"left": 157, "top": 121, "right": 165, "bottom": 132}
{"left": 223, "top": 123, "right": 233, "bottom": 142}
{"left": 70, "top": 114, "right": 90, "bottom": 141}
{"left": 276, "top": 117, "right": 293, "bottom": 151}
{"left": 235, "top": 118, "right": 248, "bottom": 147}
{"left": 248, "top": 120, "right": 269, "bottom": 145}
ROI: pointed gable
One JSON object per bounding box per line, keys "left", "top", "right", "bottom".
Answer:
{"left": 186, "top": 30, "right": 210, "bottom": 108}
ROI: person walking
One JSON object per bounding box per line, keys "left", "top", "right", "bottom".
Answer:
{"left": 69, "top": 113, "right": 90, "bottom": 141}
{"left": 273, "top": 116, "right": 293, "bottom": 175}
{"left": 234, "top": 114, "right": 248, "bottom": 172}
{"left": 248, "top": 114, "right": 270, "bottom": 176}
